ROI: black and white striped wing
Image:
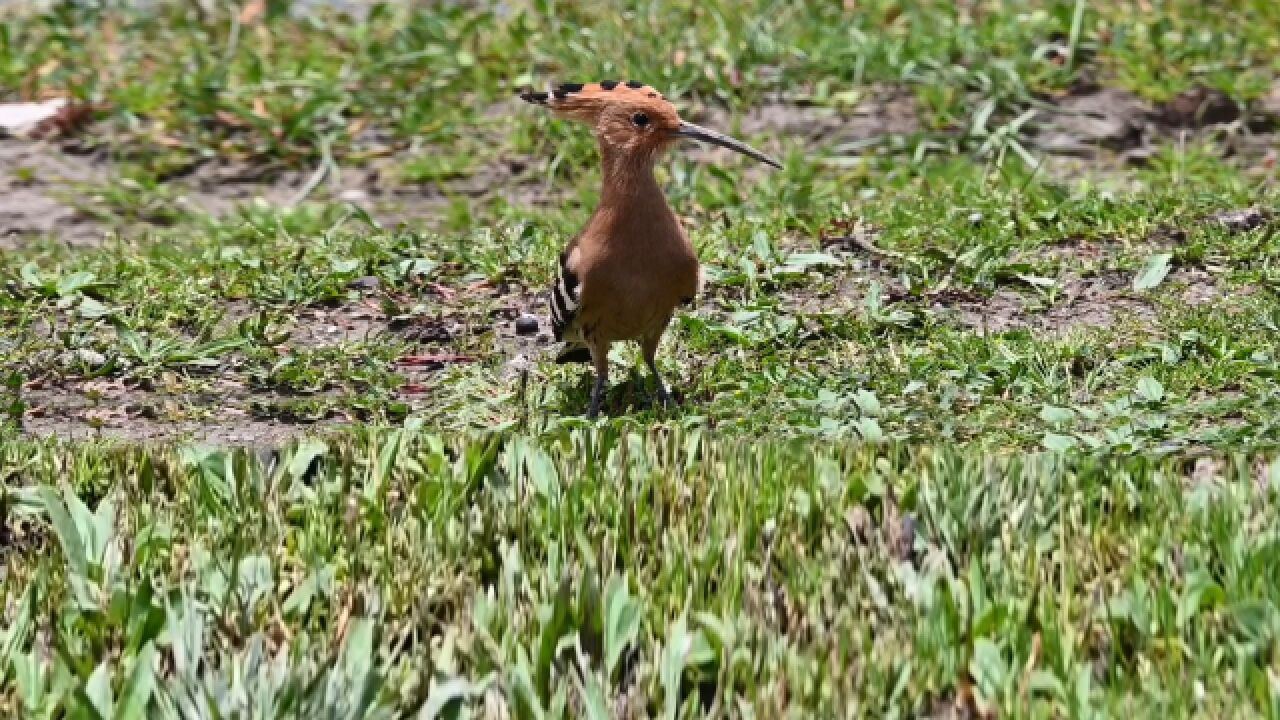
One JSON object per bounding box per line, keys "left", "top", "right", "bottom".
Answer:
{"left": 549, "top": 247, "right": 580, "bottom": 341}
{"left": 549, "top": 246, "right": 592, "bottom": 364}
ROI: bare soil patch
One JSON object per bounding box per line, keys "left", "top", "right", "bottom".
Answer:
{"left": 1032, "top": 84, "right": 1265, "bottom": 157}
{"left": 0, "top": 133, "right": 546, "bottom": 249}
{"left": 21, "top": 410, "right": 321, "bottom": 446}
{"left": 286, "top": 301, "right": 389, "bottom": 348}
{"left": 18, "top": 384, "right": 334, "bottom": 446}
{"left": 1033, "top": 86, "right": 1151, "bottom": 158}
{"left": 940, "top": 271, "right": 1158, "bottom": 336}
{"left": 1032, "top": 81, "right": 1280, "bottom": 188}
{"left": 0, "top": 139, "right": 107, "bottom": 247}
{"left": 686, "top": 84, "right": 919, "bottom": 167}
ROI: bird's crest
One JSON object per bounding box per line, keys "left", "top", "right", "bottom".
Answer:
{"left": 519, "top": 80, "right": 675, "bottom": 124}
{"left": 520, "top": 79, "right": 782, "bottom": 168}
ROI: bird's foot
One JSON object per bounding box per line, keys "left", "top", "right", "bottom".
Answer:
{"left": 586, "top": 371, "right": 607, "bottom": 419}
{"left": 655, "top": 385, "right": 676, "bottom": 408}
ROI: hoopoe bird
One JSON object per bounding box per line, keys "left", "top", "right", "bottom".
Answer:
{"left": 520, "top": 80, "right": 781, "bottom": 418}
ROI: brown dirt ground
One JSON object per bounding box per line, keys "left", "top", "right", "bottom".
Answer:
{"left": 8, "top": 79, "right": 1280, "bottom": 443}
{"left": 0, "top": 139, "right": 108, "bottom": 248}
{"left": 17, "top": 383, "right": 334, "bottom": 446}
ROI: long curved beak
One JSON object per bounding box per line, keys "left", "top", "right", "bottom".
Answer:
{"left": 673, "top": 121, "right": 782, "bottom": 169}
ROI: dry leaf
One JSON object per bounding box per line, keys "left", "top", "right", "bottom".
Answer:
{"left": 215, "top": 110, "right": 248, "bottom": 129}
{"left": 0, "top": 99, "right": 67, "bottom": 137}
{"left": 239, "top": 0, "right": 267, "bottom": 24}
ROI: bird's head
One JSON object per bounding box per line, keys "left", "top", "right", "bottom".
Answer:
{"left": 520, "top": 80, "right": 781, "bottom": 169}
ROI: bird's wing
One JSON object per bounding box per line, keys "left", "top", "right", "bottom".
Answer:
{"left": 549, "top": 236, "right": 582, "bottom": 343}
{"left": 549, "top": 238, "right": 592, "bottom": 364}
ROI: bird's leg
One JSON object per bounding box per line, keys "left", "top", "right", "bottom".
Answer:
{"left": 645, "top": 355, "right": 675, "bottom": 408}
{"left": 586, "top": 340, "right": 610, "bottom": 419}
{"left": 641, "top": 332, "right": 675, "bottom": 408}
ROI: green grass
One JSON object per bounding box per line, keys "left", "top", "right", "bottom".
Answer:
{"left": 6, "top": 155, "right": 1279, "bottom": 448}
{"left": 3, "top": 432, "right": 1280, "bottom": 717}
{"left": 4, "top": 1, "right": 1280, "bottom": 173}
{"left": 5, "top": 0, "right": 1280, "bottom": 716}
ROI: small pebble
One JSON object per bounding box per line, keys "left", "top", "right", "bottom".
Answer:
{"left": 968, "top": 212, "right": 983, "bottom": 226}
{"left": 1210, "top": 207, "right": 1269, "bottom": 233}
{"left": 898, "top": 514, "right": 917, "bottom": 558}
{"left": 348, "top": 276, "right": 380, "bottom": 292}
{"left": 61, "top": 348, "right": 106, "bottom": 369}
{"left": 514, "top": 313, "right": 539, "bottom": 336}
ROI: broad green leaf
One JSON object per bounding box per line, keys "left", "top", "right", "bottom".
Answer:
{"left": 236, "top": 555, "right": 274, "bottom": 613}
{"left": 1135, "top": 376, "right": 1164, "bottom": 403}
{"left": 752, "top": 228, "right": 774, "bottom": 262}
{"left": 1133, "top": 252, "right": 1172, "bottom": 291}
{"left": 12, "top": 651, "right": 42, "bottom": 711}
{"left": 20, "top": 262, "right": 44, "bottom": 289}
{"left": 398, "top": 258, "right": 437, "bottom": 278}
{"left": 1230, "top": 600, "right": 1278, "bottom": 643}
{"left": 117, "top": 642, "right": 157, "bottom": 720}
{"left": 1028, "top": 670, "right": 1066, "bottom": 700}
{"left": 38, "top": 486, "right": 87, "bottom": 578}
{"left": 661, "top": 615, "right": 694, "bottom": 720}
{"left": 286, "top": 439, "right": 328, "bottom": 480}
{"left": 78, "top": 297, "right": 111, "bottom": 319}
{"left": 524, "top": 444, "right": 560, "bottom": 497}
{"left": 1039, "top": 405, "right": 1074, "bottom": 425}
{"left": 283, "top": 564, "right": 335, "bottom": 618}
{"left": 2, "top": 576, "right": 37, "bottom": 672}
{"left": 1177, "top": 570, "right": 1225, "bottom": 628}
{"left": 509, "top": 650, "right": 546, "bottom": 720}
{"left": 535, "top": 576, "right": 573, "bottom": 698}
{"left": 340, "top": 617, "right": 382, "bottom": 718}
{"left": 686, "top": 630, "right": 716, "bottom": 669}
{"left": 694, "top": 612, "right": 736, "bottom": 654}
{"left": 855, "top": 417, "right": 884, "bottom": 443}
{"left": 1042, "top": 432, "right": 1077, "bottom": 452}
{"left": 969, "top": 638, "right": 1007, "bottom": 699}
{"left": 854, "top": 389, "right": 881, "bottom": 417}
{"left": 84, "top": 660, "right": 114, "bottom": 719}
{"left": 374, "top": 429, "right": 403, "bottom": 488}
{"left": 775, "top": 251, "right": 843, "bottom": 276}
{"left": 571, "top": 668, "right": 610, "bottom": 720}
{"left": 55, "top": 270, "right": 97, "bottom": 296}
{"left": 90, "top": 494, "right": 116, "bottom": 565}
{"left": 419, "top": 677, "right": 477, "bottom": 720}
{"left": 604, "top": 575, "right": 642, "bottom": 680}
{"left": 1014, "top": 272, "right": 1056, "bottom": 288}
{"left": 167, "top": 591, "right": 206, "bottom": 677}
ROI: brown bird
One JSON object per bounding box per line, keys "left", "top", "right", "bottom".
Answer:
{"left": 521, "top": 80, "right": 781, "bottom": 418}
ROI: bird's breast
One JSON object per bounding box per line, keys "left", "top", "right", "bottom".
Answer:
{"left": 576, "top": 230, "right": 699, "bottom": 343}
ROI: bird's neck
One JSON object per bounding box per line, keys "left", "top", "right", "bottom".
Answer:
{"left": 597, "top": 144, "right": 667, "bottom": 213}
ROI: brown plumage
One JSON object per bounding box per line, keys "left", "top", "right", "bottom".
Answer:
{"left": 521, "top": 81, "right": 781, "bottom": 418}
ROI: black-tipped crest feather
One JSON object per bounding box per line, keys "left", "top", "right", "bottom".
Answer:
{"left": 519, "top": 90, "right": 549, "bottom": 105}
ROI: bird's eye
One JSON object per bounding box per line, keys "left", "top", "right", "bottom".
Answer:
{"left": 631, "top": 112, "right": 650, "bottom": 128}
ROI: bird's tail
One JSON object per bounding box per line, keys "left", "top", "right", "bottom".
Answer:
{"left": 555, "top": 343, "right": 592, "bottom": 364}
